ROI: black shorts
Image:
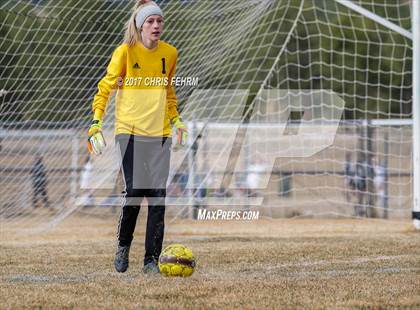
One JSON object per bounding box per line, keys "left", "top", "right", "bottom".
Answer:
{"left": 115, "top": 134, "right": 172, "bottom": 206}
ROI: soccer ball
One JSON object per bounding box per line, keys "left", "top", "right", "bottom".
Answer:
{"left": 158, "top": 244, "right": 196, "bottom": 277}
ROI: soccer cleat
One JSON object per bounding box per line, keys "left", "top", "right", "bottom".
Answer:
{"left": 114, "top": 245, "right": 130, "bottom": 273}
{"left": 143, "top": 260, "right": 160, "bottom": 274}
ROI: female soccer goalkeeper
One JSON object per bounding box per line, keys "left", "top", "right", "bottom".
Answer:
{"left": 88, "top": 0, "right": 187, "bottom": 274}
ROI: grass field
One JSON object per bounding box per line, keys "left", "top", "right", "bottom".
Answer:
{"left": 1, "top": 211, "right": 419, "bottom": 309}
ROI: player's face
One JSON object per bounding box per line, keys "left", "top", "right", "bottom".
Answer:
{"left": 142, "top": 15, "right": 163, "bottom": 42}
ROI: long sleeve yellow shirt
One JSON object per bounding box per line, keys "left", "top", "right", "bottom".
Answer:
{"left": 92, "top": 40, "right": 179, "bottom": 137}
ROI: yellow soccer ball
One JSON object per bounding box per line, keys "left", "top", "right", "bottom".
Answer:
{"left": 158, "top": 244, "right": 196, "bottom": 277}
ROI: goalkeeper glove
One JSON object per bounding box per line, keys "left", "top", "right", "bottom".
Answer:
{"left": 87, "top": 120, "right": 106, "bottom": 155}
{"left": 172, "top": 116, "right": 188, "bottom": 149}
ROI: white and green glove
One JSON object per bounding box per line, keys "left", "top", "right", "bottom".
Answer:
{"left": 87, "top": 119, "right": 106, "bottom": 155}
{"left": 172, "top": 116, "right": 188, "bottom": 150}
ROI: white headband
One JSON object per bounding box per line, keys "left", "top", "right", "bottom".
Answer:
{"left": 135, "top": 5, "right": 164, "bottom": 29}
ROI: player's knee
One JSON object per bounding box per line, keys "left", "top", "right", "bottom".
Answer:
{"left": 123, "top": 188, "right": 144, "bottom": 205}
{"left": 149, "top": 205, "right": 166, "bottom": 219}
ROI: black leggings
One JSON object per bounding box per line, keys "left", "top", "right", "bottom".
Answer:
{"left": 116, "top": 134, "right": 171, "bottom": 264}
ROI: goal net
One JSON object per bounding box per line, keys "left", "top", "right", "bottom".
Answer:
{"left": 0, "top": 0, "right": 414, "bottom": 229}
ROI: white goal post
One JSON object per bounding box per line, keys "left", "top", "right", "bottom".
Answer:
{"left": 411, "top": 0, "right": 420, "bottom": 229}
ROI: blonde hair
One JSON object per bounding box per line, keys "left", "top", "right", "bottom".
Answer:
{"left": 123, "top": 0, "right": 159, "bottom": 47}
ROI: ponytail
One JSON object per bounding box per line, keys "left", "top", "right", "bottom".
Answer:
{"left": 123, "top": 0, "right": 158, "bottom": 47}
{"left": 135, "top": 0, "right": 150, "bottom": 9}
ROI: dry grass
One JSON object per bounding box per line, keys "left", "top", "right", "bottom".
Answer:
{"left": 1, "top": 213, "right": 420, "bottom": 309}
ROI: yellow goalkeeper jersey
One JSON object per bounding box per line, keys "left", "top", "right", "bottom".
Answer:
{"left": 92, "top": 40, "right": 179, "bottom": 137}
